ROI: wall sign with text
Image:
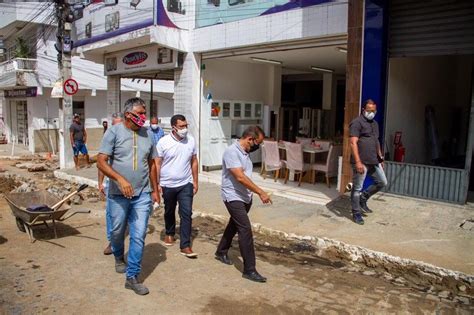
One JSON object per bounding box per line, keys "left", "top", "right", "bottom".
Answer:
{"left": 104, "top": 45, "right": 178, "bottom": 75}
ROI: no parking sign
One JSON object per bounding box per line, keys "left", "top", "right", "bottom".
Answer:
{"left": 63, "top": 79, "right": 79, "bottom": 96}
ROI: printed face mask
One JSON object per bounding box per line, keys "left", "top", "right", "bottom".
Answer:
{"left": 364, "top": 111, "right": 376, "bottom": 120}
{"left": 130, "top": 113, "right": 146, "bottom": 127}
{"left": 175, "top": 127, "right": 188, "bottom": 138}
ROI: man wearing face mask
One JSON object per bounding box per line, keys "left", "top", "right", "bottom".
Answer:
{"left": 97, "top": 98, "right": 159, "bottom": 295}
{"left": 155, "top": 114, "right": 199, "bottom": 258}
{"left": 215, "top": 126, "right": 272, "bottom": 283}
{"left": 148, "top": 116, "right": 165, "bottom": 146}
{"left": 349, "top": 99, "right": 388, "bottom": 225}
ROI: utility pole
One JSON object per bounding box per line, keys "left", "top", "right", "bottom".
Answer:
{"left": 55, "top": 0, "right": 74, "bottom": 169}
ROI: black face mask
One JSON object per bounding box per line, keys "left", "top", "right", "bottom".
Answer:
{"left": 249, "top": 143, "right": 260, "bottom": 153}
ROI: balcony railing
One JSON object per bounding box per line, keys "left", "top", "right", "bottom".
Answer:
{"left": 0, "top": 58, "right": 37, "bottom": 76}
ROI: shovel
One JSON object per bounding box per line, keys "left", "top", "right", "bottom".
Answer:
{"left": 50, "top": 184, "right": 89, "bottom": 211}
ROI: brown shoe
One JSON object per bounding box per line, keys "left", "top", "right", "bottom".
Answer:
{"left": 103, "top": 242, "right": 112, "bottom": 255}
{"left": 180, "top": 247, "right": 198, "bottom": 258}
{"left": 164, "top": 235, "right": 175, "bottom": 246}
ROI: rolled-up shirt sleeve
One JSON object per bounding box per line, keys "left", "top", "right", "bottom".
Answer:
{"left": 156, "top": 141, "right": 164, "bottom": 158}
{"left": 150, "top": 142, "right": 158, "bottom": 160}
{"left": 349, "top": 120, "right": 361, "bottom": 138}
{"left": 223, "top": 148, "right": 242, "bottom": 169}
{"left": 99, "top": 128, "right": 115, "bottom": 156}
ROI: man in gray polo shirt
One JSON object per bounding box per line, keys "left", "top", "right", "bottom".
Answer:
{"left": 215, "top": 126, "right": 272, "bottom": 283}
{"left": 97, "top": 98, "right": 159, "bottom": 295}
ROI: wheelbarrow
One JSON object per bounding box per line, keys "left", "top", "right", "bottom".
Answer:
{"left": 4, "top": 184, "right": 90, "bottom": 243}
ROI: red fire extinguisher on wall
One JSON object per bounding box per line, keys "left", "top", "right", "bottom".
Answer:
{"left": 393, "top": 131, "right": 405, "bottom": 162}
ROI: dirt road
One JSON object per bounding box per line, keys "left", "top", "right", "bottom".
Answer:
{"left": 0, "top": 201, "right": 471, "bottom": 314}
{"left": 0, "top": 161, "right": 472, "bottom": 314}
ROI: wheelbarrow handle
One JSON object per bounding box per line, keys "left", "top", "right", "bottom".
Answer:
{"left": 50, "top": 184, "right": 89, "bottom": 211}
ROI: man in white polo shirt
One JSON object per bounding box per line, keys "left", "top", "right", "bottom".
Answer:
{"left": 155, "top": 114, "right": 199, "bottom": 258}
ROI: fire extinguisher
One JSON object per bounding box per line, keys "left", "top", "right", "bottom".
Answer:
{"left": 393, "top": 131, "right": 405, "bottom": 162}
{"left": 394, "top": 144, "right": 405, "bottom": 162}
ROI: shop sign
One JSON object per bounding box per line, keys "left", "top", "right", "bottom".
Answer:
{"left": 104, "top": 45, "right": 178, "bottom": 76}
{"left": 123, "top": 52, "right": 148, "bottom": 65}
{"left": 5, "top": 87, "right": 37, "bottom": 98}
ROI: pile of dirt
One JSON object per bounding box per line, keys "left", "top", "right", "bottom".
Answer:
{"left": 0, "top": 176, "right": 20, "bottom": 195}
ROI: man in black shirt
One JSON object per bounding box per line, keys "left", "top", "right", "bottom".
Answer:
{"left": 349, "top": 99, "right": 388, "bottom": 225}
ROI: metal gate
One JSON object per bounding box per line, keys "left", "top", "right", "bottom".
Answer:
{"left": 389, "top": 0, "right": 474, "bottom": 57}
{"left": 384, "top": 161, "right": 468, "bottom": 204}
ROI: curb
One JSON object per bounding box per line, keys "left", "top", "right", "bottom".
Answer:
{"left": 193, "top": 210, "right": 473, "bottom": 299}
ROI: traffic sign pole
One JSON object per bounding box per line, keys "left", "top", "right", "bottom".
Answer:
{"left": 56, "top": 0, "right": 74, "bottom": 169}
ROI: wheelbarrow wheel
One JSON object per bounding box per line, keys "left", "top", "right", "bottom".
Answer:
{"left": 15, "top": 218, "right": 26, "bottom": 233}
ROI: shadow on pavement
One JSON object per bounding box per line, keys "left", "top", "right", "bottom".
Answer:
{"left": 325, "top": 195, "right": 353, "bottom": 220}
{"left": 141, "top": 242, "right": 167, "bottom": 282}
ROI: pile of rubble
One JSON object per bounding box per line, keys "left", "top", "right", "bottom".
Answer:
{"left": 14, "top": 158, "right": 59, "bottom": 172}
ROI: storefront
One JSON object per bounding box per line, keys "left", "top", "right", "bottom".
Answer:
{"left": 200, "top": 44, "right": 347, "bottom": 170}
{"left": 343, "top": 0, "right": 474, "bottom": 203}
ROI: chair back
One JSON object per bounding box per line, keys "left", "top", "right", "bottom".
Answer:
{"left": 284, "top": 142, "right": 304, "bottom": 171}
{"left": 262, "top": 140, "right": 281, "bottom": 171}
{"left": 326, "top": 144, "right": 342, "bottom": 177}
{"left": 296, "top": 137, "right": 312, "bottom": 145}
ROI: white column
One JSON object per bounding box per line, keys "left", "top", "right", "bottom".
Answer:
{"left": 266, "top": 65, "right": 282, "bottom": 139}
{"left": 174, "top": 52, "right": 201, "bottom": 155}
{"left": 323, "top": 73, "right": 337, "bottom": 138}
{"left": 323, "top": 73, "right": 333, "bottom": 110}
{"left": 107, "top": 75, "right": 121, "bottom": 119}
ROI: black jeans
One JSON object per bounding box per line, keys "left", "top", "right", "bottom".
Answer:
{"left": 162, "top": 183, "right": 194, "bottom": 249}
{"left": 216, "top": 200, "right": 256, "bottom": 273}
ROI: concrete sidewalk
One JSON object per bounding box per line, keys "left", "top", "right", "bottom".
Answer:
{"left": 55, "top": 167, "right": 474, "bottom": 275}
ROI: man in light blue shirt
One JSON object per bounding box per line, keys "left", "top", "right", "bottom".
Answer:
{"left": 148, "top": 116, "right": 165, "bottom": 146}
{"left": 97, "top": 98, "right": 159, "bottom": 295}
{"left": 215, "top": 126, "right": 272, "bottom": 283}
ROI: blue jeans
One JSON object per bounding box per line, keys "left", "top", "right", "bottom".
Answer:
{"left": 162, "top": 183, "right": 194, "bottom": 249}
{"left": 105, "top": 190, "right": 112, "bottom": 241}
{"left": 108, "top": 192, "right": 152, "bottom": 278}
{"left": 351, "top": 163, "right": 388, "bottom": 212}
{"left": 73, "top": 141, "right": 88, "bottom": 156}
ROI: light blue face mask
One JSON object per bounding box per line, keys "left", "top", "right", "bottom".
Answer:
{"left": 364, "top": 111, "right": 376, "bottom": 120}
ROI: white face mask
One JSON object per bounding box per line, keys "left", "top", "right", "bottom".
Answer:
{"left": 364, "top": 111, "right": 376, "bottom": 120}
{"left": 176, "top": 127, "right": 188, "bottom": 138}
{"left": 151, "top": 124, "right": 159, "bottom": 130}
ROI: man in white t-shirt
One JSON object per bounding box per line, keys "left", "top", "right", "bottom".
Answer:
{"left": 155, "top": 114, "right": 199, "bottom": 258}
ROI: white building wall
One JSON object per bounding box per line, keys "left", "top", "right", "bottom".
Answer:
{"left": 203, "top": 59, "right": 271, "bottom": 103}
{"left": 192, "top": 1, "right": 348, "bottom": 53}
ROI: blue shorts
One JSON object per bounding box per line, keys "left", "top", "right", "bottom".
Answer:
{"left": 73, "top": 141, "right": 88, "bottom": 156}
